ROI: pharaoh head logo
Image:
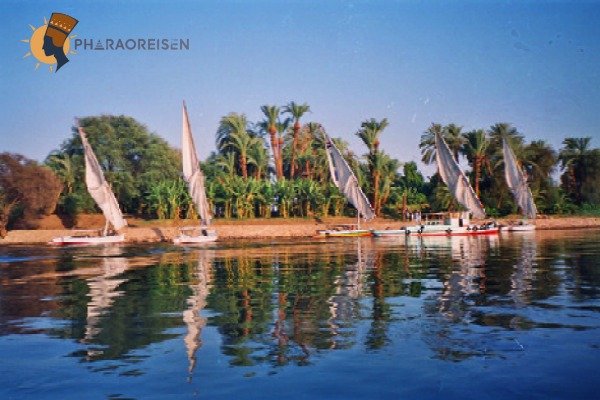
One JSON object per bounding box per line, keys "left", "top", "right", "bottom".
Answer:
{"left": 22, "top": 13, "right": 78, "bottom": 72}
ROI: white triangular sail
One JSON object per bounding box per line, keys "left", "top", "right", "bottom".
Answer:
{"left": 182, "top": 103, "right": 211, "bottom": 226}
{"left": 503, "top": 138, "right": 537, "bottom": 219}
{"left": 434, "top": 132, "right": 486, "bottom": 219}
{"left": 325, "top": 137, "right": 375, "bottom": 220}
{"left": 79, "top": 127, "right": 127, "bottom": 231}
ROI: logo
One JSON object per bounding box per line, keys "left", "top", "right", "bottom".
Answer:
{"left": 22, "top": 13, "right": 78, "bottom": 73}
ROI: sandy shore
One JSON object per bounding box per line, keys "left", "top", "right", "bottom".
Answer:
{"left": 1, "top": 215, "right": 600, "bottom": 245}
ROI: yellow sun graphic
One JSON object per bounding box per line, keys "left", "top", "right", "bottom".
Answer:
{"left": 21, "top": 18, "right": 76, "bottom": 72}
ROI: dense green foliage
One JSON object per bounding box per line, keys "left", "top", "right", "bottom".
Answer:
{"left": 46, "top": 115, "right": 182, "bottom": 216}
{"left": 3, "top": 106, "right": 598, "bottom": 232}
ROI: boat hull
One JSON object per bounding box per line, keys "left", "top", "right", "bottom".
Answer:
{"left": 173, "top": 234, "right": 218, "bottom": 244}
{"left": 373, "top": 226, "right": 499, "bottom": 237}
{"left": 49, "top": 234, "right": 125, "bottom": 246}
{"left": 318, "top": 230, "right": 372, "bottom": 237}
{"left": 507, "top": 224, "right": 536, "bottom": 232}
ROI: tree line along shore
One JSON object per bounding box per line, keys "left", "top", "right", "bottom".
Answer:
{"left": 1, "top": 101, "right": 600, "bottom": 238}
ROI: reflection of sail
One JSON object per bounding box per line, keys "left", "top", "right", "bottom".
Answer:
{"left": 84, "top": 253, "right": 130, "bottom": 343}
{"left": 183, "top": 251, "right": 214, "bottom": 375}
{"left": 436, "top": 236, "right": 495, "bottom": 321}
{"left": 509, "top": 235, "right": 536, "bottom": 307}
{"left": 328, "top": 239, "right": 374, "bottom": 340}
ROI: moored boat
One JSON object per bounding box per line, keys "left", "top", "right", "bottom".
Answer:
{"left": 506, "top": 221, "right": 536, "bottom": 232}
{"left": 372, "top": 212, "right": 499, "bottom": 237}
{"left": 373, "top": 130, "right": 498, "bottom": 238}
{"left": 50, "top": 232, "right": 125, "bottom": 246}
{"left": 502, "top": 138, "right": 537, "bottom": 232}
{"left": 174, "top": 227, "right": 218, "bottom": 244}
{"left": 318, "top": 133, "right": 376, "bottom": 237}
{"left": 49, "top": 126, "right": 126, "bottom": 245}
{"left": 317, "top": 224, "right": 372, "bottom": 237}
{"left": 174, "top": 102, "right": 218, "bottom": 245}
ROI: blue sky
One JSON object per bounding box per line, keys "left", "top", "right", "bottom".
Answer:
{"left": 2, "top": 0, "right": 600, "bottom": 176}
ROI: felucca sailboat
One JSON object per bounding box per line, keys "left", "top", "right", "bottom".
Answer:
{"left": 318, "top": 135, "right": 375, "bottom": 237}
{"left": 426, "top": 130, "right": 498, "bottom": 235}
{"left": 374, "top": 131, "right": 498, "bottom": 237}
{"left": 50, "top": 126, "right": 126, "bottom": 245}
{"left": 502, "top": 138, "right": 537, "bottom": 231}
{"left": 173, "top": 102, "right": 217, "bottom": 244}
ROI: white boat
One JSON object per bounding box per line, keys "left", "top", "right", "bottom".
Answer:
{"left": 316, "top": 224, "right": 372, "bottom": 237}
{"left": 506, "top": 221, "right": 536, "bottom": 232}
{"left": 174, "top": 227, "right": 218, "bottom": 244}
{"left": 373, "top": 130, "right": 498, "bottom": 238}
{"left": 50, "top": 127, "right": 126, "bottom": 245}
{"left": 503, "top": 138, "right": 537, "bottom": 232}
{"left": 318, "top": 135, "right": 376, "bottom": 237}
{"left": 51, "top": 232, "right": 125, "bottom": 245}
{"left": 174, "top": 102, "right": 218, "bottom": 245}
{"left": 372, "top": 212, "right": 499, "bottom": 237}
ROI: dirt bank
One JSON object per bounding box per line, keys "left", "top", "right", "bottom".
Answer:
{"left": 1, "top": 214, "right": 600, "bottom": 245}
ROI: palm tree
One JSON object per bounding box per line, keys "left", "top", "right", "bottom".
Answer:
{"left": 377, "top": 153, "right": 401, "bottom": 213}
{"left": 483, "top": 123, "right": 526, "bottom": 210}
{"left": 462, "top": 129, "right": 490, "bottom": 197}
{"left": 260, "top": 105, "right": 283, "bottom": 180}
{"left": 276, "top": 117, "right": 292, "bottom": 178}
{"left": 357, "top": 118, "right": 389, "bottom": 154}
{"left": 247, "top": 139, "right": 269, "bottom": 180}
{"left": 559, "top": 137, "right": 592, "bottom": 203}
{"left": 302, "top": 122, "right": 327, "bottom": 181}
{"left": 283, "top": 102, "right": 310, "bottom": 179}
{"left": 216, "top": 152, "right": 236, "bottom": 179}
{"left": 523, "top": 140, "right": 557, "bottom": 192}
{"left": 217, "top": 113, "right": 255, "bottom": 178}
{"left": 419, "top": 123, "right": 443, "bottom": 165}
{"left": 488, "top": 123, "right": 524, "bottom": 152}
{"left": 444, "top": 124, "right": 465, "bottom": 162}
{"left": 356, "top": 118, "right": 389, "bottom": 213}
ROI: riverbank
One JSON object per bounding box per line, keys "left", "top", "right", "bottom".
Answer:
{"left": 2, "top": 215, "right": 600, "bottom": 244}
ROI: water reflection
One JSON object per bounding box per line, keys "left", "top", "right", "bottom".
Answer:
{"left": 0, "top": 231, "right": 599, "bottom": 383}
{"left": 84, "top": 247, "right": 130, "bottom": 345}
{"left": 509, "top": 233, "right": 536, "bottom": 307}
{"left": 183, "top": 250, "right": 212, "bottom": 376}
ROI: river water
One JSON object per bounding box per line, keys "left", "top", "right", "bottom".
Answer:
{"left": 1, "top": 230, "right": 599, "bottom": 399}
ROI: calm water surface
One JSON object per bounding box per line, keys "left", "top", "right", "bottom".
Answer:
{"left": 1, "top": 230, "right": 599, "bottom": 399}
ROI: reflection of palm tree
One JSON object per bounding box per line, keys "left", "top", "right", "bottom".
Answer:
{"left": 365, "top": 250, "right": 391, "bottom": 350}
